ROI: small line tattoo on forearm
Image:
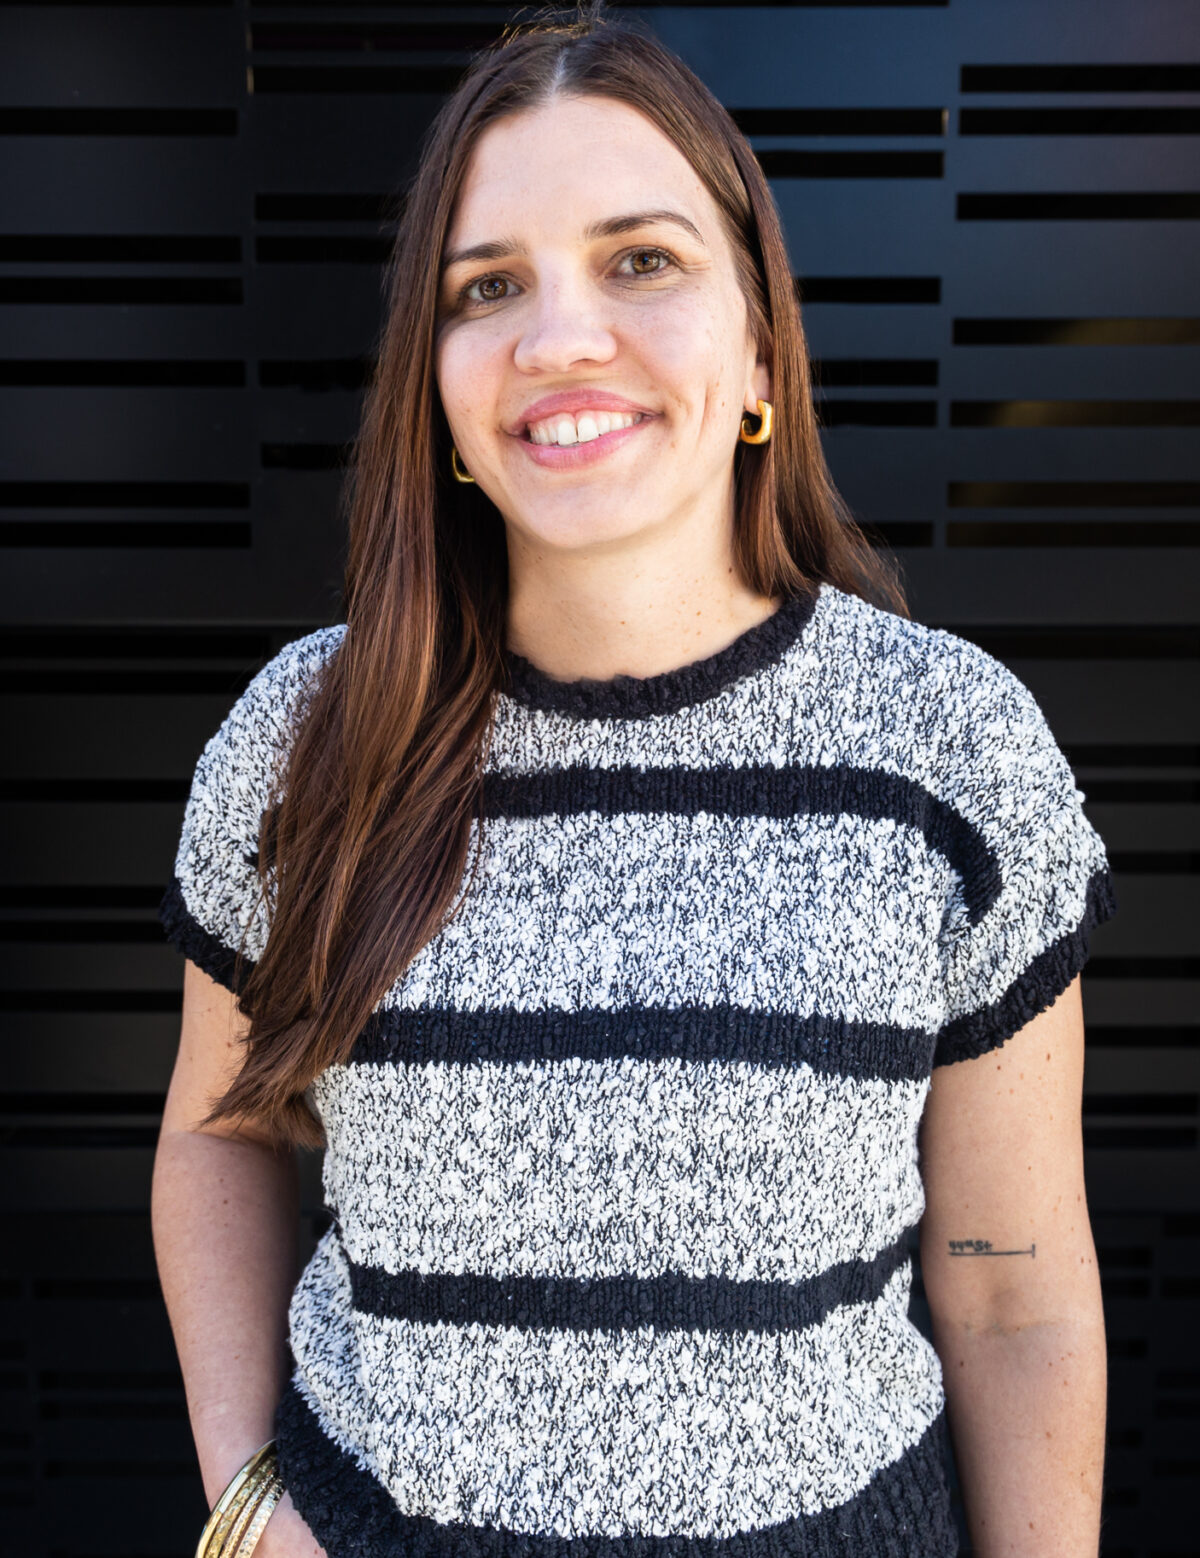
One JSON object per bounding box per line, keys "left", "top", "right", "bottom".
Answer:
{"left": 948, "top": 1239, "right": 1036, "bottom": 1258}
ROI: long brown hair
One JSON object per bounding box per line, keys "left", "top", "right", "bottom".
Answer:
{"left": 208, "top": 0, "right": 910, "bottom": 1148}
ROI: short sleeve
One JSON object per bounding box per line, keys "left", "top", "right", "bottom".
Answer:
{"left": 157, "top": 625, "right": 346, "bottom": 996}
{"left": 931, "top": 649, "right": 1118, "bottom": 1067}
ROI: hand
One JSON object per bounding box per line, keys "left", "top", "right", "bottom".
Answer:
{"left": 253, "top": 1489, "right": 329, "bottom": 1558}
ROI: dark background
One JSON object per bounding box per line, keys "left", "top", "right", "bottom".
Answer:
{"left": 1, "top": 2, "right": 1196, "bottom": 1555}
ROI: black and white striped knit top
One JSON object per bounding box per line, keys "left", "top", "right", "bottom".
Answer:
{"left": 160, "top": 580, "right": 1118, "bottom": 1558}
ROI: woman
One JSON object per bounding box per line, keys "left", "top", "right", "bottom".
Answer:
{"left": 151, "top": 6, "right": 1116, "bottom": 1556}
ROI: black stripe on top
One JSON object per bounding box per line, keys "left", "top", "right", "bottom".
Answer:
{"left": 351, "top": 1005, "right": 936, "bottom": 1083}
{"left": 500, "top": 585, "right": 821, "bottom": 721}
{"left": 273, "top": 1385, "right": 958, "bottom": 1558}
{"left": 340, "top": 1228, "right": 911, "bottom": 1337}
{"left": 482, "top": 763, "right": 1000, "bottom": 926}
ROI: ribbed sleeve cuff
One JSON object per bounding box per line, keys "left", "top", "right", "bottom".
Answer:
{"left": 156, "top": 875, "right": 248, "bottom": 995}
{"left": 933, "top": 864, "right": 1118, "bottom": 1067}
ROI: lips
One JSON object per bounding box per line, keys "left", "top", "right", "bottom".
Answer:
{"left": 516, "top": 409, "right": 652, "bottom": 468}
{"left": 508, "top": 389, "right": 655, "bottom": 436}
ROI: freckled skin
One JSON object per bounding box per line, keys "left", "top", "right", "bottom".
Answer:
{"left": 918, "top": 976, "right": 1105, "bottom": 1554}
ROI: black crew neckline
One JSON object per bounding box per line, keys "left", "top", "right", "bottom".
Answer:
{"left": 499, "top": 582, "right": 823, "bottom": 721}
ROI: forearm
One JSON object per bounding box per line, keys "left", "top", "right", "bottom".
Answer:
{"left": 931, "top": 1304, "right": 1106, "bottom": 1558}
{"left": 151, "top": 1126, "right": 301, "bottom": 1505}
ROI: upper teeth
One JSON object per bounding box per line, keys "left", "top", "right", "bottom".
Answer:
{"left": 527, "top": 410, "right": 644, "bottom": 446}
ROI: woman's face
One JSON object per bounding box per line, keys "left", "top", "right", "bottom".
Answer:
{"left": 434, "top": 93, "right": 770, "bottom": 558}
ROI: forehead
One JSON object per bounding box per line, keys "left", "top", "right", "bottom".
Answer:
{"left": 446, "top": 94, "right": 719, "bottom": 245}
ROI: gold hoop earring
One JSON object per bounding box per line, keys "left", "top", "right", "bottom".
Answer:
{"left": 739, "top": 398, "right": 773, "bottom": 445}
{"left": 450, "top": 445, "right": 475, "bottom": 484}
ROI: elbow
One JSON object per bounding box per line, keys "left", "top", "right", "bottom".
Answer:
{"left": 924, "top": 1278, "right": 1106, "bottom": 1345}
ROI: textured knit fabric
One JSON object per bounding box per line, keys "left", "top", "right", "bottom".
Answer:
{"left": 159, "top": 580, "right": 1118, "bottom": 1558}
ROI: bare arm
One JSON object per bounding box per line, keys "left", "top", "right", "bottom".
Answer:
{"left": 151, "top": 958, "right": 327, "bottom": 1557}
{"left": 919, "top": 973, "right": 1106, "bottom": 1558}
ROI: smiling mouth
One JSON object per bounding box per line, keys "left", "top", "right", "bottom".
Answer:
{"left": 517, "top": 408, "right": 645, "bottom": 445}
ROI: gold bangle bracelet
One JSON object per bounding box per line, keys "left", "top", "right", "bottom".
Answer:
{"left": 214, "top": 1460, "right": 279, "bottom": 1558}
{"left": 200, "top": 1461, "right": 279, "bottom": 1558}
{"left": 232, "top": 1471, "right": 285, "bottom": 1558}
{"left": 195, "top": 1442, "right": 278, "bottom": 1558}
{"left": 201, "top": 1475, "right": 261, "bottom": 1558}
{"left": 221, "top": 1465, "right": 279, "bottom": 1558}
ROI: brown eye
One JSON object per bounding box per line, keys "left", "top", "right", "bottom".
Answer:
{"left": 619, "top": 245, "right": 678, "bottom": 280}
{"left": 457, "top": 274, "right": 514, "bottom": 309}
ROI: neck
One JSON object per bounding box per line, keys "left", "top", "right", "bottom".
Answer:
{"left": 503, "top": 515, "right": 780, "bottom": 685}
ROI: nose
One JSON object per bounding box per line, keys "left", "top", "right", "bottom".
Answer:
{"left": 512, "top": 266, "right": 618, "bottom": 375}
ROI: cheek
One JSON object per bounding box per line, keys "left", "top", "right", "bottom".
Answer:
{"left": 635, "top": 297, "right": 740, "bottom": 416}
{"left": 435, "top": 331, "right": 497, "bottom": 423}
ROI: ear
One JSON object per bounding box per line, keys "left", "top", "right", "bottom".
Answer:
{"left": 744, "top": 347, "right": 772, "bottom": 417}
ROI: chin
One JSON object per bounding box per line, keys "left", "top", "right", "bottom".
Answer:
{"left": 512, "top": 502, "right": 652, "bottom": 552}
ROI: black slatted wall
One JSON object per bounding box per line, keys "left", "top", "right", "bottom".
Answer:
{"left": 0, "top": 3, "right": 1196, "bottom": 1555}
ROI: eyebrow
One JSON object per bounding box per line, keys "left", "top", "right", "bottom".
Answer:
{"left": 441, "top": 208, "right": 707, "bottom": 271}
